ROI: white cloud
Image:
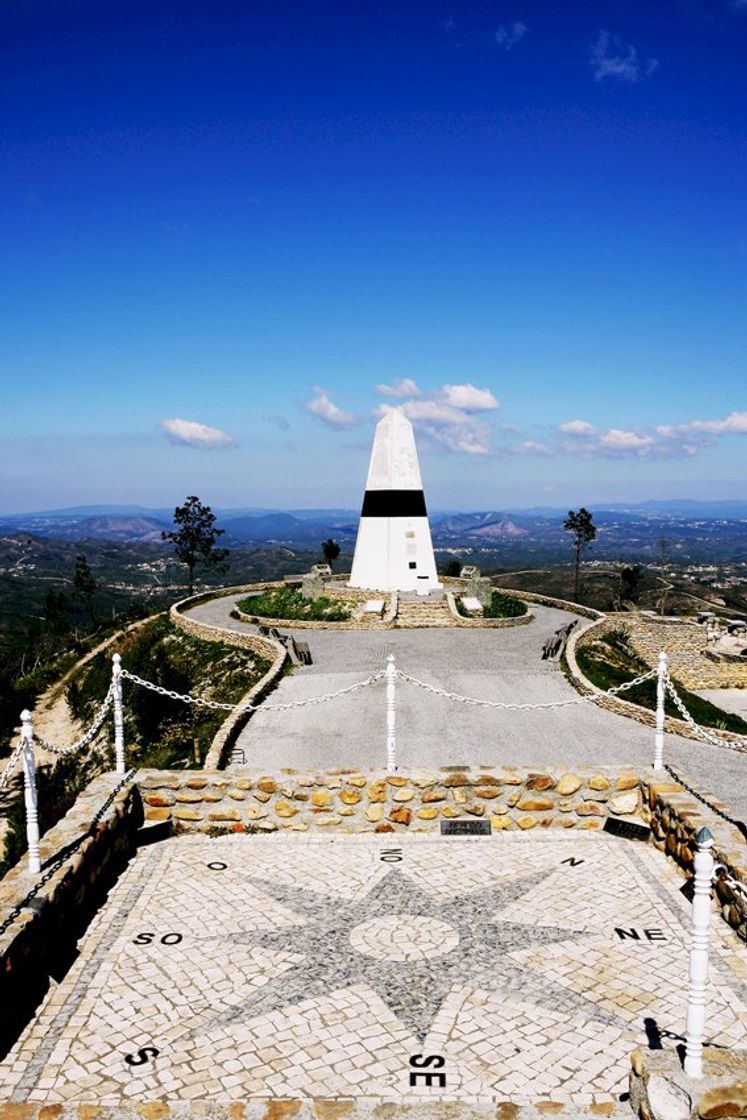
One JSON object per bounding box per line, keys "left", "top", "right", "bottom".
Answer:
{"left": 304, "top": 388, "right": 359, "bottom": 429}
{"left": 558, "top": 419, "right": 596, "bottom": 435}
{"left": 377, "top": 400, "right": 492, "bottom": 456}
{"left": 373, "top": 381, "right": 500, "bottom": 456}
{"left": 374, "top": 378, "right": 422, "bottom": 398}
{"left": 515, "top": 440, "right": 552, "bottom": 455}
{"left": 438, "top": 383, "right": 500, "bottom": 411}
{"left": 495, "top": 21, "right": 528, "bottom": 50}
{"left": 558, "top": 420, "right": 662, "bottom": 459}
{"left": 160, "top": 417, "right": 236, "bottom": 449}
{"left": 599, "top": 428, "right": 654, "bottom": 451}
{"left": 686, "top": 411, "right": 747, "bottom": 435}
{"left": 590, "top": 31, "right": 658, "bottom": 83}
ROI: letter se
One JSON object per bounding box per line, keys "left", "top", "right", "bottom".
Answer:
{"left": 408, "top": 1053, "right": 446, "bottom": 1087}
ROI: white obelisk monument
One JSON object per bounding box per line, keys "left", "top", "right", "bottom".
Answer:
{"left": 349, "top": 409, "right": 441, "bottom": 594}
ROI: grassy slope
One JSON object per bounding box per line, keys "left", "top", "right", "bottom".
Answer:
{"left": 0, "top": 618, "right": 271, "bottom": 875}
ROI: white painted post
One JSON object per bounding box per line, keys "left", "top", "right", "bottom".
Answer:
{"left": 21, "top": 709, "right": 41, "bottom": 874}
{"left": 653, "top": 651, "right": 668, "bottom": 771}
{"left": 112, "top": 653, "right": 125, "bottom": 775}
{"left": 386, "top": 653, "right": 397, "bottom": 772}
{"left": 684, "top": 826, "right": 715, "bottom": 1078}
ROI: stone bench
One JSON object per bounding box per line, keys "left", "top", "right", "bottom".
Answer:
{"left": 461, "top": 596, "right": 483, "bottom": 615}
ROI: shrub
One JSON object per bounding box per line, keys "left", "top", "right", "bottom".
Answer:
{"left": 457, "top": 592, "right": 527, "bottom": 619}
{"left": 237, "top": 586, "right": 351, "bottom": 622}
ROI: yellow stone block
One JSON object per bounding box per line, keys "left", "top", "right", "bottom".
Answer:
{"left": 393, "top": 788, "right": 413, "bottom": 802}
{"left": 517, "top": 815, "right": 537, "bottom": 829}
{"left": 312, "top": 791, "right": 332, "bottom": 808}
{"left": 340, "top": 789, "right": 361, "bottom": 805}
{"left": 556, "top": 773, "right": 582, "bottom": 796}
{"left": 366, "top": 805, "right": 384, "bottom": 822}
{"left": 491, "top": 816, "right": 513, "bottom": 830}
{"left": 275, "top": 801, "right": 298, "bottom": 818}
{"left": 416, "top": 808, "right": 439, "bottom": 820}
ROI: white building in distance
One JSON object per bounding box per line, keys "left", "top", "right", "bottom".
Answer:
{"left": 348, "top": 409, "right": 442, "bottom": 594}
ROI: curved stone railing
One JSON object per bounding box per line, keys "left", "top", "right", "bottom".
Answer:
{"left": 170, "top": 590, "right": 288, "bottom": 767}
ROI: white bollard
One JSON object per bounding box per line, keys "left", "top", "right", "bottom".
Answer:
{"left": 386, "top": 654, "right": 397, "bottom": 772}
{"left": 653, "top": 650, "right": 668, "bottom": 771}
{"left": 112, "top": 653, "right": 125, "bottom": 775}
{"left": 21, "top": 709, "right": 41, "bottom": 874}
{"left": 684, "top": 826, "right": 715, "bottom": 1078}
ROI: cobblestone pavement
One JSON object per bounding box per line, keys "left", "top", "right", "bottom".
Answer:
{"left": 3, "top": 832, "right": 746, "bottom": 1107}
{"left": 185, "top": 596, "right": 747, "bottom": 819}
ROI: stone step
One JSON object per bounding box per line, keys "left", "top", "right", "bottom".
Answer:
{"left": 395, "top": 598, "right": 458, "bottom": 628}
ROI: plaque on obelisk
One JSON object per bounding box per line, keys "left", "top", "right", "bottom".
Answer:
{"left": 348, "top": 409, "right": 441, "bottom": 594}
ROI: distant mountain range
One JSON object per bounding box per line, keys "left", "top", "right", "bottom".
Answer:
{"left": 0, "top": 500, "right": 745, "bottom": 554}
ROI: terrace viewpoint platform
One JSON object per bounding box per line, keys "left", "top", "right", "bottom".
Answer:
{"left": 2, "top": 830, "right": 746, "bottom": 1113}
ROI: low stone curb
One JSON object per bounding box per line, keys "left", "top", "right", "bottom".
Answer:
{"left": 0, "top": 1100, "right": 634, "bottom": 1119}
{"left": 169, "top": 594, "right": 288, "bottom": 769}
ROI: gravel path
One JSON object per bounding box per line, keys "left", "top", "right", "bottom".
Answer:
{"left": 185, "top": 594, "right": 747, "bottom": 821}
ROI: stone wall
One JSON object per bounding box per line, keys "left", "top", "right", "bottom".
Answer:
{"left": 138, "top": 765, "right": 645, "bottom": 834}
{"left": 444, "top": 591, "right": 535, "bottom": 629}
{"left": 0, "top": 773, "right": 142, "bottom": 1057}
{"left": 170, "top": 593, "right": 288, "bottom": 768}
{"left": 624, "top": 613, "right": 747, "bottom": 689}
{"left": 642, "top": 773, "right": 747, "bottom": 943}
{"left": 565, "top": 619, "right": 747, "bottom": 747}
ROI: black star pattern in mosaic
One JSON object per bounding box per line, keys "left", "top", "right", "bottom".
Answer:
{"left": 199, "top": 866, "right": 624, "bottom": 1041}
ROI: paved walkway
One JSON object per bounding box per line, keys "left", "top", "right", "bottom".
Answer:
{"left": 3, "top": 831, "right": 746, "bottom": 1108}
{"left": 186, "top": 596, "right": 747, "bottom": 821}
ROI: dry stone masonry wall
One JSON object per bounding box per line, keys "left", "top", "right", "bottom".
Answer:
{"left": 138, "top": 765, "right": 645, "bottom": 835}
{"left": 623, "top": 613, "right": 747, "bottom": 689}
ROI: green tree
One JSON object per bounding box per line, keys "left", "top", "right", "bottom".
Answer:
{"left": 43, "top": 587, "right": 71, "bottom": 635}
{"left": 619, "top": 564, "right": 642, "bottom": 604}
{"left": 73, "top": 553, "right": 97, "bottom": 623}
{"left": 162, "top": 496, "right": 229, "bottom": 594}
{"left": 442, "top": 558, "right": 462, "bottom": 578}
{"left": 564, "top": 508, "right": 597, "bottom": 602}
{"left": 321, "top": 538, "right": 341, "bottom": 569}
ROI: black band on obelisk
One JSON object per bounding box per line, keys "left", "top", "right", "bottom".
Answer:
{"left": 360, "top": 490, "right": 428, "bottom": 518}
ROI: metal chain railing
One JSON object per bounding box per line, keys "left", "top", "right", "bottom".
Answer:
{"left": 394, "top": 665, "right": 658, "bottom": 710}
{"left": 120, "top": 667, "right": 386, "bottom": 712}
{"left": 663, "top": 762, "right": 747, "bottom": 838}
{"left": 665, "top": 676, "right": 747, "bottom": 755}
{"left": 0, "top": 768, "right": 135, "bottom": 938}
{"left": 0, "top": 738, "right": 25, "bottom": 793}
{"left": 32, "top": 683, "right": 115, "bottom": 757}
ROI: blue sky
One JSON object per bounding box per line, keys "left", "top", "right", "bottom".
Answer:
{"left": 2, "top": 0, "right": 746, "bottom": 513}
